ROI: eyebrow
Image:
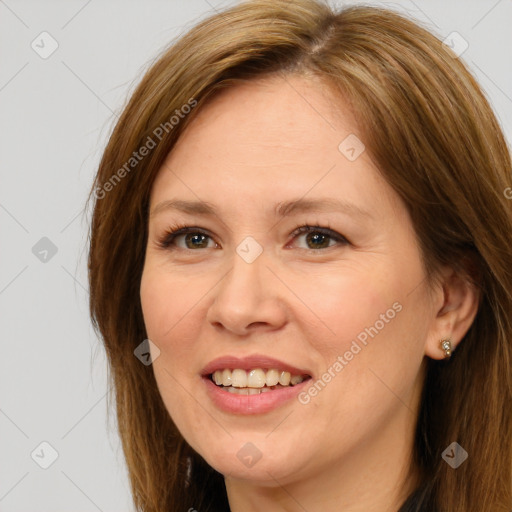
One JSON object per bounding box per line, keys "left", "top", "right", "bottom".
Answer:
{"left": 150, "top": 198, "right": 373, "bottom": 220}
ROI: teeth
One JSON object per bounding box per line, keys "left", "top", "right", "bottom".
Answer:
{"left": 231, "top": 369, "right": 248, "bottom": 388}
{"left": 226, "top": 384, "right": 284, "bottom": 395}
{"left": 247, "top": 369, "right": 266, "bottom": 388}
{"left": 266, "top": 368, "right": 279, "bottom": 386}
{"left": 279, "top": 371, "right": 291, "bottom": 386}
{"left": 211, "top": 368, "right": 307, "bottom": 390}
{"left": 290, "top": 374, "right": 304, "bottom": 385}
{"left": 222, "top": 369, "right": 232, "bottom": 387}
{"left": 213, "top": 371, "right": 223, "bottom": 385}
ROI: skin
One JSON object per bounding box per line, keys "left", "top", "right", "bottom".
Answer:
{"left": 140, "top": 74, "right": 479, "bottom": 512}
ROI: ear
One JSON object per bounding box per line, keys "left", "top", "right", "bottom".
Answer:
{"left": 424, "top": 266, "right": 480, "bottom": 360}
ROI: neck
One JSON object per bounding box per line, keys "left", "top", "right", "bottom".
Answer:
{"left": 225, "top": 405, "right": 421, "bottom": 512}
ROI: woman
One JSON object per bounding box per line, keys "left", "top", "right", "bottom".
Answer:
{"left": 87, "top": 1, "right": 512, "bottom": 511}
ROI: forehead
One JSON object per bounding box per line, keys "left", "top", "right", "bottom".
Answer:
{"left": 166, "top": 74, "right": 356, "bottom": 167}
{"left": 150, "top": 74, "right": 397, "bottom": 220}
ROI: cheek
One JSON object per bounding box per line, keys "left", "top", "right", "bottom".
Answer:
{"left": 140, "top": 267, "right": 199, "bottom": 412}
{"left": 287, "top": 263, "right": 399, "bottom": 360}
{"left": 295, "top": 257, "right": 429, "bottom": 407}
{"left": 140, "top": 264, "right": 208, "bottom": 409}
{"left": 321, "top": 284, "right": 430, "bottom": 424}
{"left": 140, "top": 270, "right": 204, "bottom": 448}
{"left": 140, "top": 269, "right": 167, "bottom": 339}
{"left": 140, "top": 266, "right": 199, "bottom": 344}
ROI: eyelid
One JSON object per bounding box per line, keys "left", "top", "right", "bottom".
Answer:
{"left": 158, "top": 225, "right": 215, "bottom": 249}
{"left": 157, "top": 223, "right": 350, "bottom": 251}
{"left": 288, "top": 225, "right": 349, "bottom": 248}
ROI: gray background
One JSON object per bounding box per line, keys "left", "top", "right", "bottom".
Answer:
{"left": 1, "top": 1, "right": 511, "bottom": 510}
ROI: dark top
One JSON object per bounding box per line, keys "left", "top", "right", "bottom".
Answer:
{"left": 397, "top": 482, "right": 438, "bottom": 512}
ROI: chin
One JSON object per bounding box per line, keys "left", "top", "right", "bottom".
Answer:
{"left": 196, "top": 437, "right": 308, "bottom": 483}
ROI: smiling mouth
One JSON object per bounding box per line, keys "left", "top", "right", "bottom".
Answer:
{"left": 209, "top": 368, "right": 312, "bottom": 395}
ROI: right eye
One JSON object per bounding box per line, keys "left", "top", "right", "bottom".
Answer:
{"left": 158, "top": 225, "right": 218, "bottom": 250}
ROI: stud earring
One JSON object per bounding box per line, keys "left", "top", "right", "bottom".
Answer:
{"left": 440, "top": 338, "right": 452, "bottom": 359}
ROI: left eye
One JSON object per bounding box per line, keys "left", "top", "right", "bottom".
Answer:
{"left": 158, "top": 225, "right": 349, "bottom": 251}
{"left": 159, "top": 228, "right": 215, "bottom": 250}
{"left": 289, "top": 225, "right": 349, "bottom": 250}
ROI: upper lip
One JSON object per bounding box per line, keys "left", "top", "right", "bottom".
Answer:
{"left": 201, "top": 354, "right": 313, "bottom": 377}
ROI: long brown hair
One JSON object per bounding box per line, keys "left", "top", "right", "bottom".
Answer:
{"left": 87, "top": 1, "right": 512, "bottom": 510}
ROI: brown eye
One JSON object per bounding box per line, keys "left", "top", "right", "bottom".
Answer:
{"left": 290, "top": 225, "right": 349, "bottom": 251}
{"left": 159, "top": 227, "right": 216, "bottom": 250}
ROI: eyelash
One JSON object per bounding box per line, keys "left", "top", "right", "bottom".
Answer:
{"left": 157, "top": 222, "right": 350, "bottom": 252}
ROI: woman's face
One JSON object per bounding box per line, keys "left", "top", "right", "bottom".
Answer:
{"left": 140, "top": 74, "right": 439, "bottom": 487}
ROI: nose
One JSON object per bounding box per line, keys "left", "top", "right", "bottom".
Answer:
{"left": 206, "top": 249, "right": 288, "bottom": 336}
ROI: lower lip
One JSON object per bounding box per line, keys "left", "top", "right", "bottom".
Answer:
{"left": 202, "top": 376, "right": 311, "bottom": 415}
